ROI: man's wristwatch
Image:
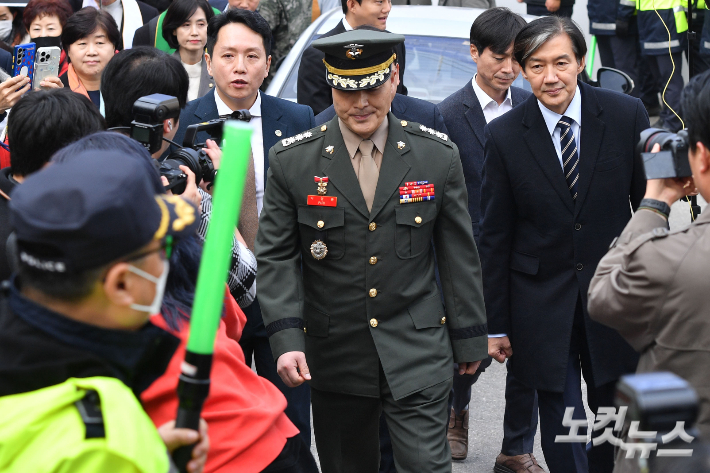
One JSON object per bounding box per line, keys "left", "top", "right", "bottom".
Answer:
{"left": 638, "top": 198, "right": 671, "bottom": 219}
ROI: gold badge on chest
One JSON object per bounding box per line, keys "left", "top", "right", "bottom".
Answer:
{"left": 314, "top": 176, "right": 329, "bottom": 195}
{"left": 311, "top": 240, "right": 328, "bottom": 260}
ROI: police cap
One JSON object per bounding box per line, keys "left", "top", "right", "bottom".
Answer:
{"left": 9, "top": 151, "right": 199, "bottom": 273}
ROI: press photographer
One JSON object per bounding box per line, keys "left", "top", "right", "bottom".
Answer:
{"left": 588, "top": 69, "right": 710, "bottom": 449}
{"left": 101, "top": 46, "right": 256, "bottom": 308}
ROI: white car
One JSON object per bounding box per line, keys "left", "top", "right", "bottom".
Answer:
{"left": 265, "top": 5, "right": 535, "bottom": 104}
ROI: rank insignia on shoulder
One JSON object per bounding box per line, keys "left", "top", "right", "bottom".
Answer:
{"left": 311, "top": 240, "right": 328, "bottom": 260}
{"left": 281, "top": 131, "right": 313, "bottom": 147}
{"left": 419, "top": 125, "right": 448, "bottom": 141}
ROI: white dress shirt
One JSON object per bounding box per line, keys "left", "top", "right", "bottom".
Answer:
{"left": 214, "top": 90, "right": 266, "bottom": 215}
{"left": 471, "top": 74, "right": 513, "bottom": 124}
{"left": 537, "top": 86, "right": 582, "bottom": 170}
{"left": 342, "top": 17, "right": 354, "bottom": 30}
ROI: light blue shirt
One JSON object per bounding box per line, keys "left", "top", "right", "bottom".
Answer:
{"left": 537, "top": 85, "right": 582, "bottom": 170}
{"left": 488, "top": 86, "right": 583, "bottom": 340}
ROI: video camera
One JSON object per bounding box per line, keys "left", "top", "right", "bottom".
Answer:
{"left": 130, "top": 94, "right": 251, "bottom": 194}
{"left": 637, "top": 128, "right": 692, "bottom": 179}
{"left": 615, "top": 372, "right": 700, "bottom": 470}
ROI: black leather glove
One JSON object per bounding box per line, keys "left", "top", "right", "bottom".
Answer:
{"left": 616, "top": 18, "right": 629, "bottom": 36}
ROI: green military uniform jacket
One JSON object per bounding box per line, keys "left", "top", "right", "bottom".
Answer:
{"left": 256, "top": 112, "right": 488, "bottom": 400}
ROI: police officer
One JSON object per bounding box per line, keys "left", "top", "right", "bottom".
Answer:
{"left": 590, "top": 0, "right": 661, "bottom": 115}
{"left": 0, "top": 151, "right": 207, "bottom": 472}
{"left": 630, "top": 0, "right": 687, "bottom": 131}
{"left": 255, "top": 30, "right": 488, "bottom": 473}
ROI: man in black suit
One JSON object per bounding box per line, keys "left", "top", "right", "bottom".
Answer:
{"left": 479, "top": 17, "right": 646, "bottom": 473}
{"left": 436, "top": 9, "right": 545, "bottom": 472}
{"left": 172, "top": 9, "right": 316, "bottom": 448}
{"left": 297, "top": 0, "right": 407, "bottom": 116}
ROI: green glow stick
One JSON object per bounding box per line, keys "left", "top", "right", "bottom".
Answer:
{"left": 587, "top": 35, "right": 597, "bottom": 76}
{"left": 186, "top": 121, "right": 252, "bottom": 355}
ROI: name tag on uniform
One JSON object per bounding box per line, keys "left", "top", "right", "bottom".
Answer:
{"left": 307, "top": 195, "right": 338, "bottom": 207}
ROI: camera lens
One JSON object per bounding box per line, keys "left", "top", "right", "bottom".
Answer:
{"left": 636, "top": 128, "right": 676, "bottom": 157}
{"left": 159, "top": 149, "right": 203, "bottom": 194}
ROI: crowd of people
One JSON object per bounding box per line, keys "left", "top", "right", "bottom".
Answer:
{"left": 0, "top": 0, "right": 709, "bottom": 472}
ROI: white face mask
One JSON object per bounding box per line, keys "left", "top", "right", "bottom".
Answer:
{"left": 127, "top": 260, "right": 170, "bottom": 314}
{"left": 0, "top": 20, "right": 12, "bottom": 42}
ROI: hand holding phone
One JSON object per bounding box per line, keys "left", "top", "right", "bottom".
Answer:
{"left": 0, "top": 75, "right": 31, "bottom": 113}
{"left": 34, "top": 46, "right": 61, "bottom": 90}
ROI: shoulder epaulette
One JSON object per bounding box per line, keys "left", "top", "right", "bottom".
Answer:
{"left": 273, "top": 124, "right": 326, "bottom": 153}
{"left": 623, "top": 227, "right": 670, "bottom": 256}
{"left": 399, "top": 120, "right": 453, "bottom": 147}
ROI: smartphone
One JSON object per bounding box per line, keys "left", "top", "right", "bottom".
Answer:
{"left": 12, "top": 43, "right": 36, "bottom": 88}
{"left": 33, "top": 46, "right": 61, "bottom": 90}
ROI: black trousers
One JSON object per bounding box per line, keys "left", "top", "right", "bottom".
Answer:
{"left": 597, "top": 32, "right": 659, "bottom": 107}
{"left": 239, "top": 298, "right": 312, "bottom": 447}
{"left": 311, "top": 367, "right": 452, "bottom": 473}
{"left": 646, "top": 52, "right": 685, "bottom": 131}
{"left": 262, "top": 435, "right": 319, "bottom": 473}
{"left": 501, "top": 362, "right": 540, "bottom": 456}
{"left": 526, "top": 3, "right": 574, "bottom": 18}
{"left": 536, "top": 296, "right": 617, "bottom": 473}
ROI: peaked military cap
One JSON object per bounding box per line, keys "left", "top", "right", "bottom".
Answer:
{"left": 311, "top": 29, "right": 405, "bottom": 91}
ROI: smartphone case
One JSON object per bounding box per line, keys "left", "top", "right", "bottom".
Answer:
{"left": 34, "top": 46, "right": 61, "bottom": 90}
{"left": 13, "top": 43, "right": 36, "bottom": 88}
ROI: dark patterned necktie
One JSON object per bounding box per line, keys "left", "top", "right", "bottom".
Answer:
{"left": 557, "top": 116, "right": 579, "bottom": 200}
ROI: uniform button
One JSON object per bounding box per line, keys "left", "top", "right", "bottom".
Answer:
{"left": 575, "top": 223, "right": 582, "bottom": 230}
{"left": 369, "top": 288, "right": 378, "bottom": 297}
{"left": 303, "top": 327, "right": 307, "bottom": 333}
{"left": 440, "top": 317, "right": 446, "bottom": 324}
{"left": 369, "top": 222, "right": 377, "bottom": 231}
{"left": 317, "top": 220, "right": 324, "bottom": 229}
{"left": 415, "top": 216, "right": 422, "bottom": 224}
{"left": 576, "top": 263, "right": 583, "bottom": 271}
{"left": 370, "top": 318, "right": 379, "bottom": 328}
{"left": 369, "top": 256, "right": 378, "bottom": 265}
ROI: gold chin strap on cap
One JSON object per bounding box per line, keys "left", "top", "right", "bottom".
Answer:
{"left": 322, "top": 53, "right": 396, "bottom": 76}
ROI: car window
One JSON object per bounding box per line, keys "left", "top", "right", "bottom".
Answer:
{"left": 278, "top": 34, "right": 530, "bottom": 103}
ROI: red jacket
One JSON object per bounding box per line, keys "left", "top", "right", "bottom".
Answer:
{"left": 141, "top": 293, "right": 299, "bottom": 472}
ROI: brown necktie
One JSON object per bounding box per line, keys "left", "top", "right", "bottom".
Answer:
{"left": 238, "top": 152, "right": 258, "bottom": 251}
{"left": 358, "top": 139, "right": 378, "bottom": 212}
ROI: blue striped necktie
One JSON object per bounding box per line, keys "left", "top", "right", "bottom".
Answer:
{"left": 557, "top": 116, "right": 579, "bottom": 201}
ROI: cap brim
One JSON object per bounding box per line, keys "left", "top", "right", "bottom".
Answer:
{"left": 152, "top": 194, "right": 200, "bottom": 241}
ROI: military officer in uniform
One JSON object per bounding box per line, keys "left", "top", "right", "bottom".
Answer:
{"left": 255, "top": 30, "right": 488, "bottom": 473}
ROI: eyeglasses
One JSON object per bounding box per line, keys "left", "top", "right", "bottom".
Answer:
{"left": 123, "top": 236, "right": 174, "bottom": 263}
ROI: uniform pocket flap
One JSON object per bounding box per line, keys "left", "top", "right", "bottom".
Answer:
{"left": 510, "top": 251, "right": 539, "bottom": 275}
{"left": 394, "top": 203, "right": 437, "bottom": 227}
{"left": 304, "top": 304, "right": 329, "bottom": 337}
{"left": 408, "top": 294, "right": 445, "bottom": 329}
{"left": 297, "top": 206, "right": 345, "bottom": 230}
